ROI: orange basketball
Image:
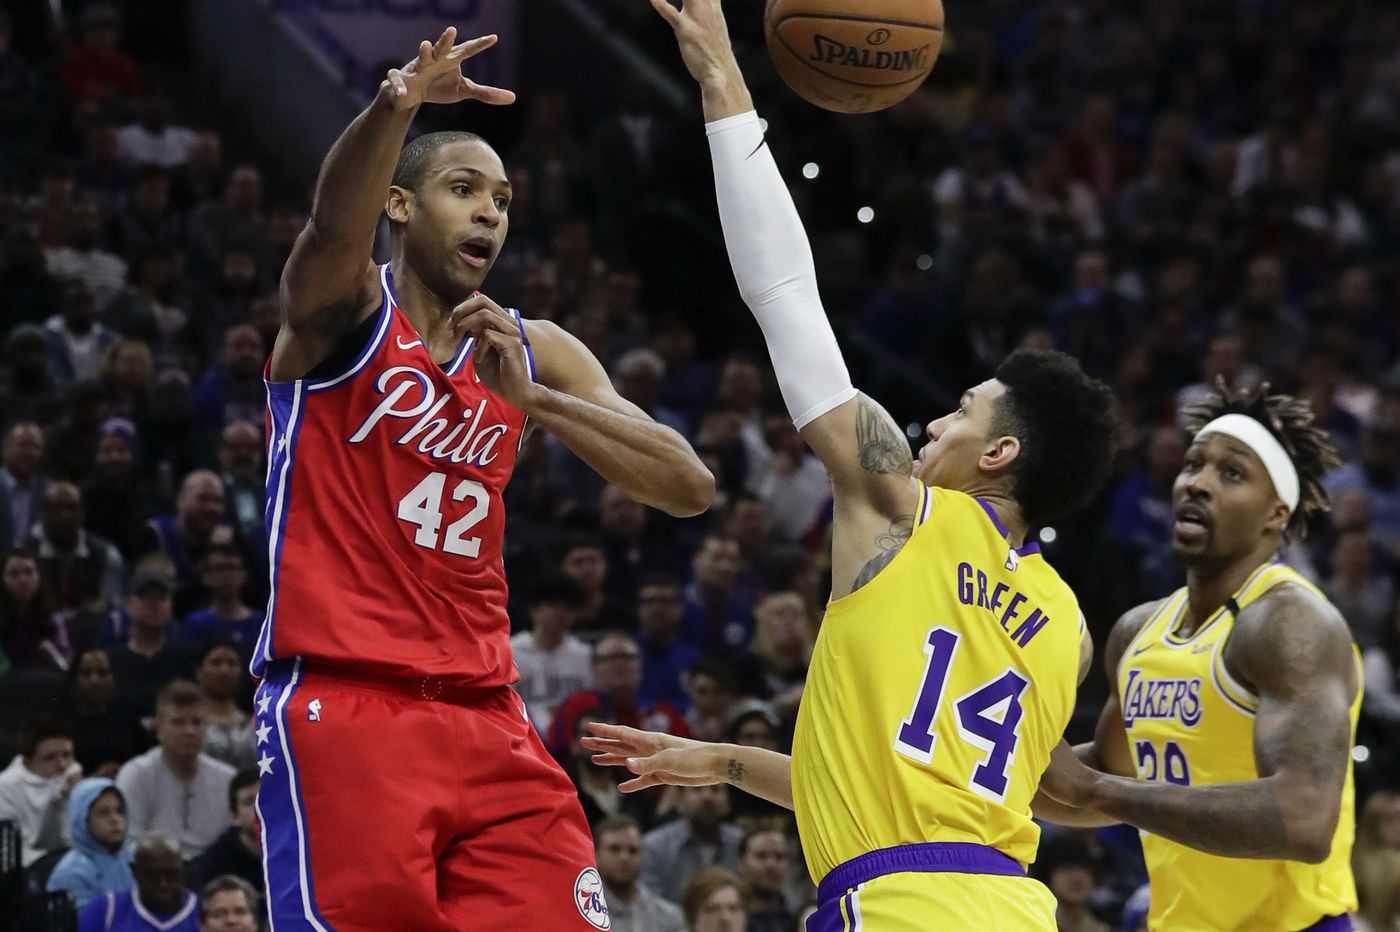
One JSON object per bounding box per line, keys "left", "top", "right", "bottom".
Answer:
{"left": 764, "top": 0, "right": 945, "bottom": 114}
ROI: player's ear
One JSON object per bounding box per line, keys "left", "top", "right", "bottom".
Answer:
{"left": 980, "top": 435, "right": 1020, "bottom": 476}
{"left": 385, "top": 186, "right": 412, "bottom": 224}
{"left": 1263, "top": 499, "right": 1290, "bottom": 537}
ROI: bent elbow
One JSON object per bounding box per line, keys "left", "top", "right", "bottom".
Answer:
{"left": 1288, "top": 838, "right": 1333, "bottom": 865}
{"left": 1285, "top": 808, "right": 1340, "bottom": 865}
{"left": 667, "top": 464, "right": 717, "bottom": 518}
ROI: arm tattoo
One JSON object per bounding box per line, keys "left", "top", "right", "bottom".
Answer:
{"left": 855, "top": 394, "right": 913, "bottom": 476}
{"left": 727, "top": 758, "right": 745, "bottom": 785}
{"left": 852, "top": 514, "right": 914, "bottom": 591}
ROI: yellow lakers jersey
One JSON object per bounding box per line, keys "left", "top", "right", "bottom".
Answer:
{"left": 792, "top": 485, "right": 1084, "bottom": 883}
{"left": 1118, "top": 562, "right": 1360, "bottom": 932}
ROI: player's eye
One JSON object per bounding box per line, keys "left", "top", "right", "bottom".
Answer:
{"left": 451, "top": 184, "right": 470, "bottom": 195}
{"left": 494, "top": 197, "right": 510, "bottom": 211}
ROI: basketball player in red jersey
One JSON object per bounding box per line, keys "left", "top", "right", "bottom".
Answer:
{"left": 252, "top": 29, "right": 713, "bottom": 932}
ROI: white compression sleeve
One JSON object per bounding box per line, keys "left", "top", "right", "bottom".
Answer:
{"left": 706, "top": 110, "right": 857, "bottom": 429}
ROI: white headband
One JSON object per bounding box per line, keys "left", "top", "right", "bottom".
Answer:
{"left": 1195, "top": 414, "right": 1300, "bottom": 512}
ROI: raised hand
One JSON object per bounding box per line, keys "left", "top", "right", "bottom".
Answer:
{"left": 582, "top": 722, "right": 724, "bottom": 792}
{"left": 646, "top": 0, "right": 741, "bottom": 86}
{"left": 384, "top": 27, "right": 516, "bottom": 110}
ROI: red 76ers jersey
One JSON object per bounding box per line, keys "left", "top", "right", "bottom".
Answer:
{"left": 253, "top": 264, "right": 531, "bottom": 687}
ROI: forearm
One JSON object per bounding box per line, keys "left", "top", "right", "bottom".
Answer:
{"left": 698, "top": 61, "right": 753, "bottom": 123}
{"left": 308, "top": 85, "right": 417, "bottom": 243}
{"left": 525, "top": 387, "right": 713, "bottom": 517}
{"left": 1084, "top": 774, "right": 1324, "bottom": 861}
{"left": 711, "top": 743, "right": 794, "bottom": 811}
{"left": 1031, "top": 789, "right": 1117, "bottom": 827}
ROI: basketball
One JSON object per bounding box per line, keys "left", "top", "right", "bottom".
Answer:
{"left": 764, "top": 0, "right": 944, "bottom": 113}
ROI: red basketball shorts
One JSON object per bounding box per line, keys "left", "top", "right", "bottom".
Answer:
{"left": 254, "top": 658, "right": 611, "bottom": 931}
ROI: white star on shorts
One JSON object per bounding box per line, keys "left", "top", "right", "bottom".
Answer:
{"left": 257, "top": 752, "right": 275, "bottom": 776}
{"left": 257, "top": 693, "right": 272, "bottom": 715}
{"left": 255, "top": 722, "right": 272, "bottom": 745}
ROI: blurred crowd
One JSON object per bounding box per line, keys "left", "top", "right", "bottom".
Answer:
{"left": 2, "top": 0, "right": 1400, "bottom": 930}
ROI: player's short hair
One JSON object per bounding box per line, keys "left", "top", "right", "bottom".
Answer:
{"left": 1180, "top": 380, "right": 1342, "bottom": 538}
{"left": 391, "top": 131, "right": 491, "bottom": 193}
{"left": 155, "top": 679, "right": 203, "bottom": 714}
{"left": 18, "top": 717, "right": 72, "bottom": 759}
{"left": 593, "top": 815, "right": 640, "bottom": 844}
{"left": 199, "top": 875, "right": 260, "bottom": 921}
{"left": 991, "top": 350, "right": 1118, "bottom": 528}
{"left": 228, "top": 766, "right": 259, "bottom": 813}
{"left": 681, "top": 867, "right": 748, "bottom": 926}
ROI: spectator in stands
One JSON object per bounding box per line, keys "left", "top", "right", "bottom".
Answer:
{"left": 680, "top": 866, "right": 748, "bottom": 932}
{"left": 44, "top": 199, "right": 128, "bottom": 311}
{"left": 595, "top": 815, "right": 684, "bottom": 932}
{"left": 560, "top": 534, "right": 633, "bottom": 637}
{"left": 107, "top": 244, "right": 193, "bottom": 371}
{"left": 737, "top": 826, "right": 795, "bottom": 932}
{"left": 183, "top": 545, "right": 262, "bottom": 660}
{"left": 44, "top": 380, "right": 110, "bottom": 483}
{"left": 685, "top": 657, "right": 739, "bottom": 743}
{"left": 193, "top": 639, "right": 253, "bottom": 771}
{"left": 66, "top": 647, "right": 146, "bottom": 777}
{"left": 614, "top": 349, "right": 689, "bottom": 437}
{"left": 1, "top": 421, "right": 48, "bottom": 547}
{"left": 105, "top": 564, "right": 189, "bottom": 718}
{"left": 192, "top": 325, "right": 266, "bottom": 430}
{"left": 511, "top": 572, "right": 590, "bottom": 733}
{"left": 643, "top": 784, "right": 745, "bottom": 902}
{"left": 141, "top": 470, "right": 232, "bottom": 616}
{"left": 1353, "top": 790, "right": 1400, "bottom": 932}
{"left": 60, "top": 3, "right": 143, "bottom": 105}
{"left": 26, "top": 481, "right": 125, "bottom": 613}
{"left": 748, "top": 415, "right": 828, "bottom": 543}
{"left": 1, "top": 325, "right": 65, "bottom": 426}
{"left": 683, "top": 535, "right": 755, "bottom": 653}
{"left": 750, "top": 593, "right": 812, "bottom": 722}
{"left": 174, "top": 132, "right": 222, "bottom": 211}
{"left": 1326, "top": 406, "right": 1400, "bottom": 558}
{"left": 637, "top": 574, "right": 698, "bottom": 714}
{"left": 1323, "top": 529, "right": 1395, "bottom": 650}
{"left": 76, "top": 122, "right": 131, "bottom": 214}
{"left": 549, "top": 631, "right": 689, "bottom": 761}
{"left": 186, "top": 166, "right": 271, "bottom": 282}
{"left": 1, "top": 548, "right": 69, "bottom": 671}
{"left": 1039, "top": 835, "right": 1111, "bottom": 932}
{"left": 47, "top": 777, "right": 133, "bottom": 908}
{"left": 116, "top": 680, "right": 236, "bottom": 860}
{"left": 216, "top": 421, "right": 262, "bottom": 548}
{"left": 100, "top": 339, "right": 154, "bottom": 423}
{"left": 80, "top": 419, "right": 151, "bottom": 560}
{"left": 117, "top": 92, "right": 198, "bottom": 169}
{"left": 142, "top": 368, "right": 200, "bottom": 482}
{"left": 46, "top": 280, "right": 114, "bottom": 386}
{"left": 110, "top": 167, "right": 184, "bottom": 263}
{"left": 1110, "top": 425, "right": 1187, "bottom": 604}
{"left": 0, "top": 717, "right": 80, "bottom": 867}
{"left": 724, "top": 494, "right": 774, "bottom": 594}
{"left": 599, "top": 482, "right": 675, "bottom": 603}
{"left": 76, "top": 835, "right": 199, "bottom": 932}
{"left": 197, "top": 875, "right": 259, "bottom": 932}
{"left": 188, "top": 769, "right": 261, "bottom": 896}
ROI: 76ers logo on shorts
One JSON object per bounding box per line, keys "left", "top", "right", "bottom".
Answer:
{"left": 574, "top": 867, "right": 611, "bottom": 929}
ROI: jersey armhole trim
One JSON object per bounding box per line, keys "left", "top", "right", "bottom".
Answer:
{"left": 298, "top": 263, "right": 396, "bottom": 394}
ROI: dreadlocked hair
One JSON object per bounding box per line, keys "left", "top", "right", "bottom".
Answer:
{"left": 1180, "top": 379, "right": 1342, "bottom": 539}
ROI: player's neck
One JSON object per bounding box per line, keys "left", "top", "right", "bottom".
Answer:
{"left": 389, "top": 260, "right": 463, "bottom": 343}
{"left": 1183, "top": 542, "right": 1279, "bottom": 631}
{"left": 974, "top": 489, "right": 1028, "bottom": 548}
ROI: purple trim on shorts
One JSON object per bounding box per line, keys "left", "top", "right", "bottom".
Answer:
{"left": 1299, "top": 916, "right": 1353, "bottom": 932}
{"left": 816, "top": 842, "right": 1025, "bottom": 906}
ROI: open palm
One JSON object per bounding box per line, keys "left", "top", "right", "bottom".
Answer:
{"left": 582, "top": 722, "right": 722, "bottom": 792}
{"left": 386, "top": 27, "right": 516, "bottom": 109}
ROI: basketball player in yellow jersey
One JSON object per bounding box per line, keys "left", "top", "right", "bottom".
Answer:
{"left": 1038, "top": 384, "right": 1362, "bottom": 932}
{"left": 585, "top": 2, "right": 1117, "bottom": 929}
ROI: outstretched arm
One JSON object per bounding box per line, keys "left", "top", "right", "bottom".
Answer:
{"left": 651, "top": 0, "right": 918, "bottom": 597}
{"left": 270, "top": 28, "right": 514, "bottom": 381}
{"left": 583, "top": 722, "right": 794, "bottom": 810}
{"left": 1033, "top": 603, "right": 1151, "bottom": 827}
{"left": 1041, "top": 587, "right": 1358, "bottom": 862}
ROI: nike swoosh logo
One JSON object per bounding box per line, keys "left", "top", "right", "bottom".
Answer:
{"left": 1131, "top": 643, "right": 1152, "bottom": 657}
{"left": 396, "top": 335, "right": 423, "bottom": 350}
{"left": 1192, "top": 642, "right": 1216, "bottom": 654}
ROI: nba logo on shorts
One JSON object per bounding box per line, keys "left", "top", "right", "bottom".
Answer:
{"left": 574, "top": 867, "right": 611, "bottom": 929}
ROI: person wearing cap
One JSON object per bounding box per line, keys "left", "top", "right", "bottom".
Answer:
{"left": 105, "top": 562, "right": 192, "bottom": 719}
{"left": 1038, "top": 384, "right": 1362, "bottom": 932}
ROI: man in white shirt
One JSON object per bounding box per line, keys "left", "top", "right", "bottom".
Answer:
{"left": 0, "top": 718, "right": 82, "bottom": 866}
{"left": 43, "top": 200, "right": 128, "bottom": 310}
{"left": 595, "top": 815, "right": 684, "bottom": 932}
{"left": 510, "top": 572, "right": 592, "bottom": 733}
{"left": 116, "top": 680, "right": 236, "bottom": 860}
{"left": 116, "top": 92, "right": 199, "bottom": 169}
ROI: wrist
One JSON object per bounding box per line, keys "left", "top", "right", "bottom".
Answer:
{"left": 515, "top": 382, "right": 553, "bottom": 417}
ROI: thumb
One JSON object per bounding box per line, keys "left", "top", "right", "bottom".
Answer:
{"left": 649, "top": 0, "right": 683, "bottom": 28}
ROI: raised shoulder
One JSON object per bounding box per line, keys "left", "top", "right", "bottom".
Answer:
{"left": 1103, "top": 599, "right": 1164, "bottom": 678}
{"left": 270, "top": 256, "right": 382, "bottom": 382}
{"left": 1227, "top": 582, "right": 1358, "bottom": 701}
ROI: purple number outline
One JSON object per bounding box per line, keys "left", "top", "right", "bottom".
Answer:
{"left": 954, "top": 667, "right": 1031, "bottom": 802}
{"left": 893, "top": 626, "right": 961, "bottom": 765}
